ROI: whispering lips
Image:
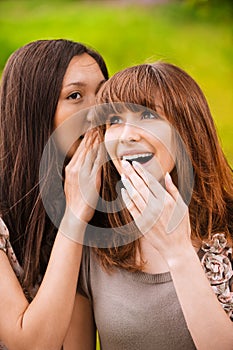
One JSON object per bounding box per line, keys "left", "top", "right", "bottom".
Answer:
{"left": 121, "top": 152, "right": 154, "bottom": 165}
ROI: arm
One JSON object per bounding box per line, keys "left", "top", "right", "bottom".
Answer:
{"left": 121, "top": 160, "right": 233, "bottom": 350}
{"left": 0, "top": 131, "right": 102, "bottom": 350}
{"left": 167, "top": 244, "right": 233, "bottom": 350}
{"left": 0, "top": 220, "right": 84, "bottom": 350}
{"left": 63, "top": 293, "right": 96, "bottom": 350}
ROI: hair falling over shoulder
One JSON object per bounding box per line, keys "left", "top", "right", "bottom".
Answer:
{"left": 93, "top": 62, "right": 233, "bottom": 271}
{"left": 0, "top": 39, "right": 108, "bottom": 296}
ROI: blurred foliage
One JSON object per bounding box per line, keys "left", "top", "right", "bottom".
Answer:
{"left": 0, "top": 0, "right": 232, "bottom": 166}
{"left": 181, "top": 0, "right": 233, "bottom": 13}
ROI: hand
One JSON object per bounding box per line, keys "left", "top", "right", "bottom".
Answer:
{"left": 64, "top": 129, "right": 103, "bottom": 224}
{"left": 121, "top": 160, "right": 192, "bottom": 262}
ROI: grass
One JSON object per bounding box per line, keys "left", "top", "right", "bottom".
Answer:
{"left": 0, "top": 1, "right": 232, "bottom": 166}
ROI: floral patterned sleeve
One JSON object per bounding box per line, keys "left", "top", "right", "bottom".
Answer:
{"left": 0, "top": 217, "right": 24, "bottom": 280}
{"left": 0, "top": 217, "right": 25, "bottom": 350}
{"left": 201, "top": 233, "right": 233, "bottom": 321}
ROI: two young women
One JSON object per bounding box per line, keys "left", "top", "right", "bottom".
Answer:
{"left": 1, "top": 39, "right": 232, "bottom": 350}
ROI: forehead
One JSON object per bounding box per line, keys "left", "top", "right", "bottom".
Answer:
{"left": 62, "top": 53, "right": 102, "bottom": 85}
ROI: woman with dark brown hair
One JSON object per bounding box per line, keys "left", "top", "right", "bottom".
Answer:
{"left": 64, "top": 63, "right": 233, "bottom": 349}
{"left": 0, "top": 39, "right": 108, "bottom": 349}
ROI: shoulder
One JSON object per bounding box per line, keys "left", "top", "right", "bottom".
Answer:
{"left": 0, "top": 217, "right": 9, "bottom": 237}
{"left": 0, "top": 217, "right": 9, "bottom": 252}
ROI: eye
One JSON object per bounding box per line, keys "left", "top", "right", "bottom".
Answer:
{"left": 141, "top": 111, "right": 159, "bottom": 120}
{"left": 108, "top": 115, "right": 122, "bottom": 126}
{"left": 67, "top": 92, "right": 82, "bottom": 100}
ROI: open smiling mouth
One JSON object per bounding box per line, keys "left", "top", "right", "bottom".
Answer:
{"left": 122, "top": 153, "right": 154, "bottom": 165}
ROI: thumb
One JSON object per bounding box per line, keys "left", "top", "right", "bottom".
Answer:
{"left": 165, "top": 172, "right": 179, "bottom": 201}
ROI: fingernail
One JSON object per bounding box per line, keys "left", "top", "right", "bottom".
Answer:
{"left": 165, "top": 172, "right": 172, "bottom": 186}
{"left": 121, "top": 173, "right": 127, "bottom": 181}
{"left": 121, "top": 174, "right": 130, "bottom": 189}
{"left": 121, "top": 188, "right": 130, "bottom": 206}
{"left": 132, "top": 161, "right": 140, "bottom": 168}
{"left": 121, "top": 160, "right": 130, "bottom": 168}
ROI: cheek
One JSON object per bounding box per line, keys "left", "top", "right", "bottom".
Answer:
{"left": 54, "top": 101, "right": 73, "bottom": 130}
{"left": 159, "top": 137, "right": 176, "bottom": 174}
{"left": 104, "top": 129, "right": 118, "bottom": 156}
{"left": 104, "top": 133, "right": 115, "bottom": 163}
{"left": 54, "top": 102, "right": 63, "bottom": 129}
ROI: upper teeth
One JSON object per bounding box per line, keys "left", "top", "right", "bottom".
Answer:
{"left": 122, "top": 153, "right": 152, "bottom": 161}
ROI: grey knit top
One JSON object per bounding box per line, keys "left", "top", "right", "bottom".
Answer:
{"left": 78, "top": 247, "right": 197, "bottom": 350}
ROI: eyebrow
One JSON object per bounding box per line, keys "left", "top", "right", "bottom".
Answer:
{"left": 64, "top": 79, "right": 107, "bottom": 94}
{"left": 64, "top": 82, "right": 86, "bottom": 89}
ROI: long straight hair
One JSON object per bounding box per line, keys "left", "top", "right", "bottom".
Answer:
{"left": 0, "top": 39, "right": 108, "bottom": 295}
{"left": 94, "top": 62, "right": 233, "bottom": 271}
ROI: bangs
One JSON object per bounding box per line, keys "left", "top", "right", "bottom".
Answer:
{"left": 96, "top": 64, "right": 160, "bottom": 121}
{"left": 93, "top": 101, "right": 151, "bottom": 126}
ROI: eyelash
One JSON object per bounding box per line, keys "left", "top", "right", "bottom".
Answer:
{"left": 67, "top": 92, "right": 82, "bottom": 100}
{"left": 108, "top": 111, "right": 159, "bottom": 125}
{"left": 141, "top": 111, "right": 159, "bottom": 120}
{"left": 108, "top": 116, "right": 122, "bottom": 125}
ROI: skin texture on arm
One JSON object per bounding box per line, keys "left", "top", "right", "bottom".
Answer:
{"left": 0, "top": 132, "right": 102, "bottom": 350}
{"left": 0, "top": 226, "right": 83, "bottom": 350}
{"left": 121, "top": 161, "right": 233, "bottom": 350}
{"left": 63, "top": 293, "right": 96, "bottom": 350}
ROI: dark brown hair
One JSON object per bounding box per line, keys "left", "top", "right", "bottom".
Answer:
{"left": 0, "top": 39, "right": 108, "bottom": 296}
{"left": 94, "top": 62, "right": 233, "bottom": 271}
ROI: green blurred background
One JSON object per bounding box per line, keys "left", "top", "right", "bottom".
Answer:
{"left": 0, "top": 1, "right": 232, "bottom": 348}
{"left": 0, "top": 0, "right": 232, "bottom": 166}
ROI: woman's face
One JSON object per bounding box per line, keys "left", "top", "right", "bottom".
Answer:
{"left": 104, "top": 102, "right": 175, "bottom": 182}
{"left": 54, "top": 53, "right": 106, "bottom": 156}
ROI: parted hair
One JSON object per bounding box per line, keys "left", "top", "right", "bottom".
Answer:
{"left": 93, "top": 62, "right": 233, "bottom": 271}
{"left": 0, "top": 39, "right": 108, "bottom": 296}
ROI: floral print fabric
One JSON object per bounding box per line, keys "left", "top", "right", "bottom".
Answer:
{"left": 0, "top": 217, "right": 24, "bottom": 350}
{"left": 201, "top": 233, "right": 233, "bottom": 320}
{"left": 0, "top": 217, "right": 24, "bottom": 279}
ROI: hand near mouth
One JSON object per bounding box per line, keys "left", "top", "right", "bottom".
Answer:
{"left": 120, "top": 160, "right": 192, "bottom": 264}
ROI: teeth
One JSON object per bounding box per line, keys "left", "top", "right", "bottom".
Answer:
{"left": 122, "top": 153, "right": 152, "bottom": 161}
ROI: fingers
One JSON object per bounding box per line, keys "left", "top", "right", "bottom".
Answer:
{"left": 92, "top": 141, "right": 105, "bottom": 179}
{"left": 121, "top": 160, "right": 151, "bottom": 205}
{"left": 121, "top": 187, "right": 140, "bottom": 218}
{"left": 66, "top": 129, "right": 99, "bottom": 172}
{"left": 121, "top": 173, "right": 147, "bottom": 213}
{"left": 132, "top": 161, "right": 165, "bottom": 199}
{"left": 163, "top": 172, "right": 188, "bottom": 234}
{"left": 121, "top": 185, "right": 158, "bottom": 235}
{"left": 121, "top": 160, "right": 165, "bottom": 205}
{"left": 164, "top": 172, "right": 179, "bottom": 202}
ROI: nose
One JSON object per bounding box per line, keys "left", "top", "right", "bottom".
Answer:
{"left": 86, "top": 107, "right": 99, "bottom": 132}
{"left": 120, "top": 123, "right": 141, "bottom": 143}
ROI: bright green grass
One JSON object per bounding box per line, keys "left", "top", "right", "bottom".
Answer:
{"left": 0, "top": 1, "right": 232, "bottom": 166}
